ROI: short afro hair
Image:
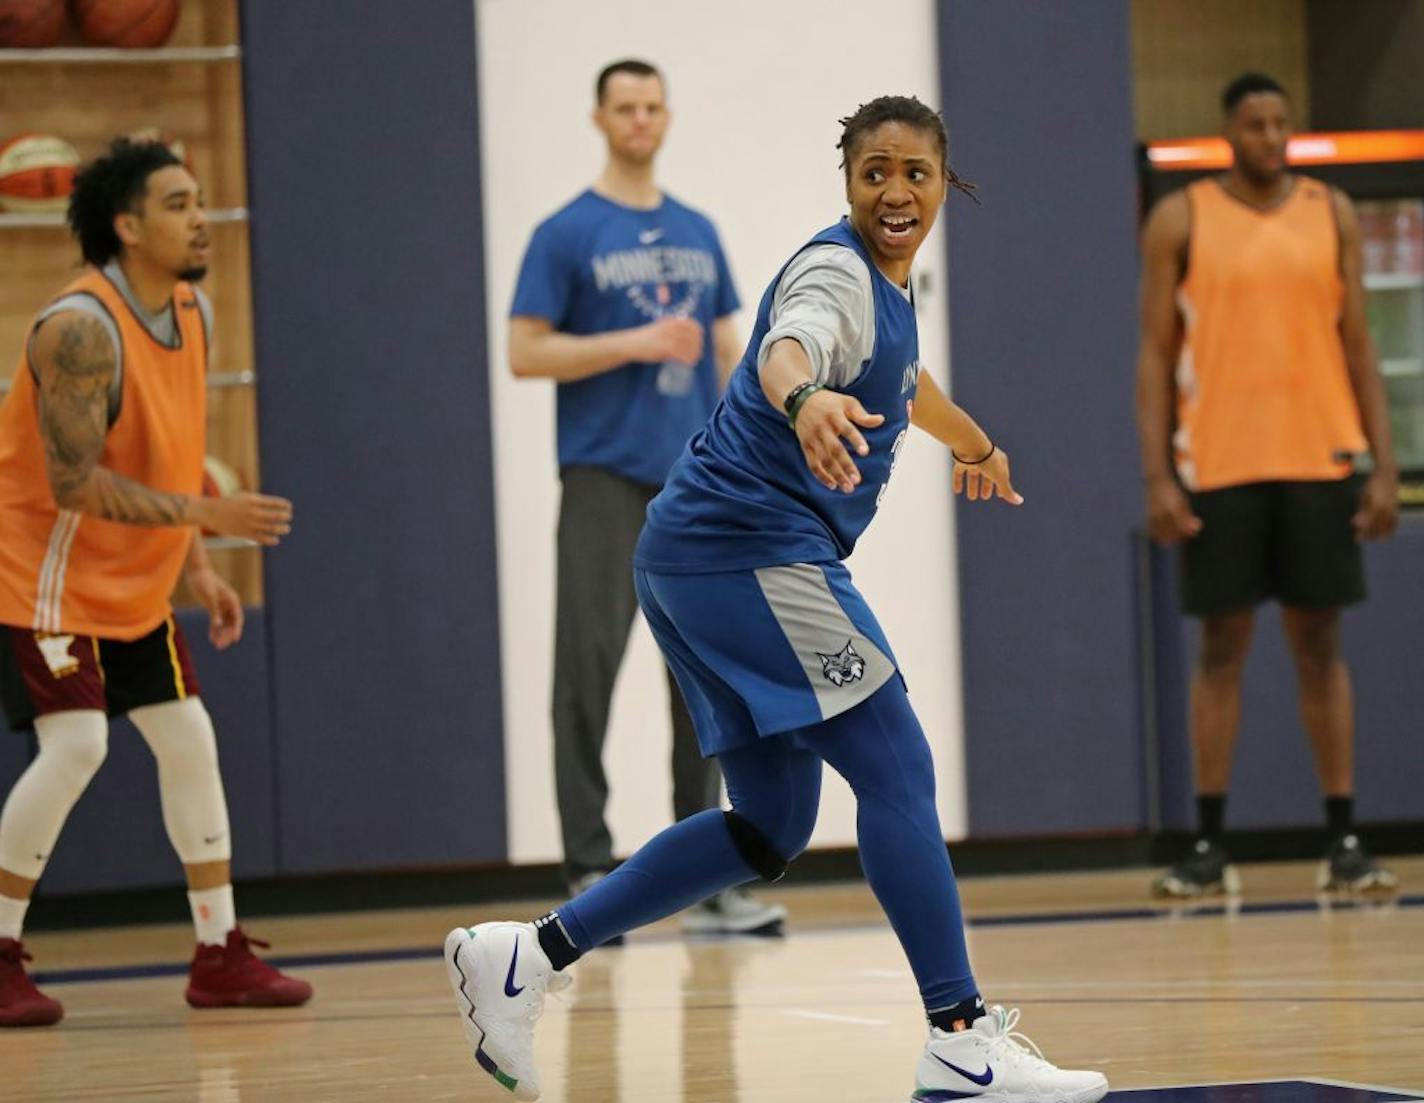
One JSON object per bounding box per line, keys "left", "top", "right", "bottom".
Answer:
{"left": 67, "top": 138, "right": 183, "bottom": 267}
{"left": 1222, "top": 73, "right": 1288, "bottom": 115}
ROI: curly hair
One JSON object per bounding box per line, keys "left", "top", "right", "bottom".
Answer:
{"left": 67, "top": 138, "right": 182, "bottom": 267}
{"left": 836, "top": 95, "right": 977, "bottom": 202}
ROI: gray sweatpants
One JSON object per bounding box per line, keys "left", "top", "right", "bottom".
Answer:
{"left": 552, "top": 465, "right": 719, "bottom": 882}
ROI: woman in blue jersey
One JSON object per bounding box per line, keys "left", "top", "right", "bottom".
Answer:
{"left": 445, "top": 96, "right": 1109, "bottom": 1103}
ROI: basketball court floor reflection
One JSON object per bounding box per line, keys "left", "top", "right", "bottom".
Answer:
{"left": 2, "top": 859, "right": 1420, "bottom": 1101}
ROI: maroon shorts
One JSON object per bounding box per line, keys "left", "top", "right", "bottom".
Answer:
{"left": 0, "top": 618, "right": 200, "bottom": 732}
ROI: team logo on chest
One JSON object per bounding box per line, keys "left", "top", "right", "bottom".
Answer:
{"left": 816, "top": 640, "right": 866, "bottom": 687}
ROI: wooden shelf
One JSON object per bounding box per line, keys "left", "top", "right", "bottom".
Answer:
{"left": 1365, "top": 272, "right": 1424, "bottom": 291}
{"left": 202, "top": 536, "right": 259, "bottom": 552}
{"left": 0, "top": 207, "right": 248, "bottom": 230}
{"left": 0, "top": 45, "right": 239, "bottom": 64}
{"left": 0, "top": 370, "right": 255, "bottom": 396}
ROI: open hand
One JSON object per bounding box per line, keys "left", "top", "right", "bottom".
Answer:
{"left": 795, "top": 390, "right": 885, "bottom": 493}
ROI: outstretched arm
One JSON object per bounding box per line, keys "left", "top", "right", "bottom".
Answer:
{"left": 911, "top": 371, "right": 1021, "bottom": 504}
{"left": 32, "top": 310, "right": 292, "bottom": 545}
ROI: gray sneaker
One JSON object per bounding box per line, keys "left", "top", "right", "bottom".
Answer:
{"left": 681, "top": 885, "right": 787, "bottom": 935}
{"left": 1151, "top": 838, "right": 1241, "bottom": 898}
{"left": 1318, "top": 833, "right": 1398, "bottom": 894}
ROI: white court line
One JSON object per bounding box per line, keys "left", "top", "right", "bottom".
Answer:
{"left": 986, "top": 978, "right": 1424, "bottom": 991}
{"left": 1304, "top": 1075, "right": 1424, "bottom": 1098}
{"left": 782, "top": 1009, "right": 890, "bottom": 1027}
{"left": 1112, "top": 1079, "right": 1424, "bottom": 1097}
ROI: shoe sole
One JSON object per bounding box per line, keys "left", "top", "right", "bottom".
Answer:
{"left": 1316, "top": 862, "right": 1401, "bottom": 895}
{"left": 185, "top": 985, "right": 312, "bottom": 1009}
{"left": 0, "top": 1006, "right": 63, "bottom": 1027}
{"left": 915, "top": 1080, "right": 1108, "bottom": 1103}
{"left": 444, "top": 927, "right": 537, "bottom": 1102}
{"left": 1151, "top": 864, "right": 1242, "bottom": 899}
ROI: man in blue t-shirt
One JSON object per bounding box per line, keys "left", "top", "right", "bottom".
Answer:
{"left": 508, "top": 58, "right": 784, "bottom": 936}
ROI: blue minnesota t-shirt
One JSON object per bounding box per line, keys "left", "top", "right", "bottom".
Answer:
{"left": 511, "top": 189, "right": 740, "bottom": 486}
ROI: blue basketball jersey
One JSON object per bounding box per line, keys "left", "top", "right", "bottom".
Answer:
{"left": 636, "top": 218, "right": 920, "bottom": 572}
{"left": 510, "top": 190, "right": 739, "bottom": 487}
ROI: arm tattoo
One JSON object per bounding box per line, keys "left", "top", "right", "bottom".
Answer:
{"left": 38, "top": 317, "right": 188, "bottom": 526}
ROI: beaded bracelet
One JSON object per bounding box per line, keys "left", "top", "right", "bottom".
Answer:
{"left": 783, "top": 381, "right": 825, "bottom": 428}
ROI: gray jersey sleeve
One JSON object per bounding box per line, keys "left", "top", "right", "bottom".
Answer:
{"left": 194, "top": 286, "right": 214, "bottom": 353}
{"left": 757, "top": 245, "right": 875, "bottom": 389}
{"left": 29, "top": 296, "right": 124, "bottom": 419}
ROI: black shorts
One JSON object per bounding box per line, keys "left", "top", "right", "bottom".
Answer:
{"left": 0, "top": 617, "right": 200, "bottom": 733}
{"left": 1179, "top": 477, "right": 1366, "bottom": 617}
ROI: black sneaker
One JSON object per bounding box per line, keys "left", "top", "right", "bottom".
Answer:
{"left": 1318, "top": 833, "right": 1398, "bottom": 894}
{"left": 1151, "top": 837, "right": 1241, "bottom": 898}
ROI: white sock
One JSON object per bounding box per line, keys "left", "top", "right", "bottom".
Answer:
{"left": 0, "top": 894, "right": 29, "bottom": 941}
{"left": 188, "top": 885, "right": 236, "bottom": 946}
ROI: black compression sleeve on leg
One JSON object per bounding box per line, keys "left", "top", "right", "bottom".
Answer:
{"left": 722, "top": 810, "right": 788, "bottom": 883}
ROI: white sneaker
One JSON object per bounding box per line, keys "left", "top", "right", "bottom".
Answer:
{"left": 912, "top": 1006, "right": 1108, "bottom": 1102}
{"left": 444, "top": 922, "right": 572, "bottom": 1101}
{"left": 681, "top": 885, "right": 788, "bottom": 934}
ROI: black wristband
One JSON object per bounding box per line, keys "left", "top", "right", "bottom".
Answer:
{"left": 783, "top": 381, "right": 824, "bottom": 428}
{"left": 952, "top": 441, "right": 996, "bottom": 465}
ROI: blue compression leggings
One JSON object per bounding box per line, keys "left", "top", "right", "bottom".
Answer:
{"left": 557, "top": 677, "right": 977, "bottom": 1009}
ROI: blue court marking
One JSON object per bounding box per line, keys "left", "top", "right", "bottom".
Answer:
{"left": 30, "top": 892, "right": 1424, "bottom": 988}
{"left": 1107, "top": 1082, "right": 1424, "bottom": 1101}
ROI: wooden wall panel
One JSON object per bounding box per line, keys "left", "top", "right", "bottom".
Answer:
{"left": 0, "top": 0, "right": 261, "bottom": 605}
{"left": 1131, "top": 0, "right": 1311, "bottom": 140}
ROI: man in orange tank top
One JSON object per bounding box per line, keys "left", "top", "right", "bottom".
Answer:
{"left": 0, "top": 140, "right": 310, "bottom": 1026}
{"left": 1136, "top": 74, "right": 1400, "bottom": 900}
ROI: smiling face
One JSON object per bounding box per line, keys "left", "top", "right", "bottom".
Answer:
{"left": 114, "top": 164, "right": 210, "bottom": 280}
{"left": 844, "top": 121, "right": 947, "bottom": 284}
{"left": 1225, "top": 91, "right": 1291, "bottom": 186}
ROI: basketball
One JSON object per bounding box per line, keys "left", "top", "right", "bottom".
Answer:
{"left": 202, "top": 455, "right": 243, "bottom": 498}
{"left": 70, "top": 0, "right": 179, "bottom": 48}
{"left": 0, "top": 0, "right": 67, "bottom": 47}
{"left": 128, "top": 125, "right": 190, "bottom": 168}
{"left": 0, "top": 132, "right": 80, "bottom": 213}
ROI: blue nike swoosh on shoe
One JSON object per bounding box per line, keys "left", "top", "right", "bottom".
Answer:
{"left": 504, "top": 938, "right": 525, "bottom": 997}
{"left": 931, "top": 1053, "right": 994, "bottom": 1086}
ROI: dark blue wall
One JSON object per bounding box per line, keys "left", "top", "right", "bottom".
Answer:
{"left": 937, "top": 1, "right": 1146, "bottom": 836}
{"left": 1152, "top": 525, "right": 1424, "bottom": 830}
{"left": 241, "top": 1, "right": 506, "bottom": 871}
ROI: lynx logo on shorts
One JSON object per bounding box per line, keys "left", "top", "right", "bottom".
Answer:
{"left": 816, "top": 640, "right": 866, "bottom": 687}
{"left": 36, "top": 633, "right": 80, "bottom": 678}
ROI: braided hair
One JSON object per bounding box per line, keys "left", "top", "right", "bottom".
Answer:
{"left": 836, "top": 95, "right": 977, "bottom": 203}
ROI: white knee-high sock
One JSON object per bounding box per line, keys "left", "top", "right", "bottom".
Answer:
{"left": 0, "top": 711, "right": 108, "bottom": 883}
{"left": 129, "top": 698, "right": 232, "bottom": 865}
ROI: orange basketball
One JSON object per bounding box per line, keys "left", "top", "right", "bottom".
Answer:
{"left": 70, "top": 0, "right": 178, "bottom": 48}
{"left": 0, "top": 0, "right": 68, "bottom": 48}
{"left": 0, "top": 133, "right": 80, "bottom": 214}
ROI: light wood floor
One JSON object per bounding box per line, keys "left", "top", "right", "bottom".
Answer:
{"left": 6, "top": 857, "right": 1423, "bottom": 1102}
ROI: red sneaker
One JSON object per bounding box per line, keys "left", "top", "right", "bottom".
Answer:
{"left": 185, "top": 927, "right": 313, "bottom": 1009}
{"left": 0, "top": 938, "right": 63, "bottom": 1027}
